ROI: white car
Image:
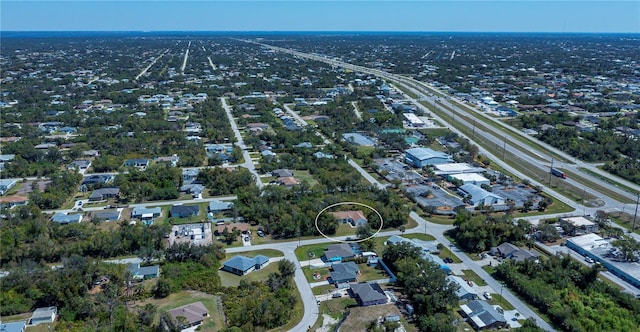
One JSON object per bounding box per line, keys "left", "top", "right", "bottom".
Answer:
{"left": 483, "top": 292, "right": 492, "bottom": 300}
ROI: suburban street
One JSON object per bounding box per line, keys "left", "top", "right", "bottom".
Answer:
{"left": 220, "top": 97, "right": 263, "bottom": 189}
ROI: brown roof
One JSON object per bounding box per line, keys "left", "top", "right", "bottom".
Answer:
{"left": 330, "top": 210, "right": 366, "bottom": 221}
{"left": 168, "top": 301, "right": 209, "bottom": 325}
{"left": 0, "top": 195, "right": 28, "bottom": 203}
{"left": 278, "top": 176, "right": 300, "bottom": 186}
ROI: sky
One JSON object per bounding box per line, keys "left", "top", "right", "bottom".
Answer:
{"left": 1, "top": 1, "right": 639, "bottom": 33}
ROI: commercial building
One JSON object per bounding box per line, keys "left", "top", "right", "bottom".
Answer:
{"left": 405, "top": 148, "right": 453, "bottom": 167}
{"left": 566, "top": 233, "right": 640, "bottom": 289}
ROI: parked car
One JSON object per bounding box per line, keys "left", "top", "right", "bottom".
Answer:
{"left": 483, "top": 292, "right": 492, "bottom": 300}
{"left": 332, "top": 292, "right": 342, "bottom": 298}
{"left": 585, "top": 257, "right": 594, "bottom": 263}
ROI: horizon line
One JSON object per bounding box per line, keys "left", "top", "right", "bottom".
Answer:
{"left": 3, "top": 30, "right": 639, "bottom": 34}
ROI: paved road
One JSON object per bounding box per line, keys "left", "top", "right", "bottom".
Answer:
{"left": 408, "top": 212, "right": 556, "bottom": 332}
{"left": 220, "top": 97, "right": 263, "bottom": 189}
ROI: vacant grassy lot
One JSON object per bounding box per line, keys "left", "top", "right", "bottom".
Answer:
{"left": 340, "top": 303, "right": 404, "bottom": 331}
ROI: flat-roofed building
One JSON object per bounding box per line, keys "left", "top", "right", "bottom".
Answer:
{"left": 566, "top": 233, "right": 640, "bottom": 289}
{"left": 434, "top": 163, "right": 486, "bottom": 175}
{"left": 449, "top": 173, "right": 490, "bottom": 186}
{"left": 561, "top": 216, "right": 599, "bottom": 234}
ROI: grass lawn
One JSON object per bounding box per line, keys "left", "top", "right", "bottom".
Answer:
{"left": 401, "top": 233, "right": 436, "bottom": 241}
{"left": 438, "top": 246, "right": 462, "bottom": 263}
{"left": 136, "top": 290, "right": 224, "bottom": 332}
{"left": 320, "top": 297, "right": 359, "bottom": 321}
{"left": 218, "top": 260, "right": 280, "bottom": 287}
{"left": 425, "top": 214, "right": 456, "bottom": 225}
{"left": 293, "top": 170, "right": 319, "bottom": 187}
{"left": 295, "top": 243, "right": 331, "bottom": 261}
{"left": 459, "top": 269, "right": 487, "bottom": 286}
{"left": 312, "top": 284, "right": 337, "bottom": 295}
{"left": 303, "top": 265, "right": 330, "bottom": 283}
{"left": 333, "top": 222, "right": 361, "bottom": 237}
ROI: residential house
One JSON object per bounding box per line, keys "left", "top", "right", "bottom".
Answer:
{"left": 313, "top": 151, "right": 335, "bottom": 159}
{"left": 221, "top": 255, "right": 270, "bottom": 276}
{"left": 131, "top": 207, "right": 162, "bottom": 224}
{"left": 82, "top": 150, "right": 100, "bottom": 157}
{"left": 459, "top": 300, "right": 507, "bottom": 330}
{"left": 127, "top": 263, "right": 160, "bottom": 280}
{"left": 0, "top": 196, "right": 28, "bottom": 209}
{"left": 67, "top": 160, "right": 91, "bottom": 171}
{"left": 28, "top": 307, "right": 57, "bottom": 326}
{"left": 170, "top": 223, "right": 212, "bottom": 246}
{"left": 90, "top": 210, "right": 122, "bottom": 222}
{"left": 0, "top": 178, "right": 18, "bottom": 195}
{"left": 342, "top": 133, "right": 376, "bottom": 146}
{"left": 271, "top": 169, "right": 294, "bottom": 177}
{"left": 330, "top": 210, "right": 368, "bottom": 227}
{"left": 182, "top": 168, "right": 199, "bottom": 184}
{"left": 89, "top": 187, "right": 119, "bottom": 201}
{"left": 170, "top": 205, "right": 200, "bottom": 218}
{"left": 51, "top": 213, "right": 82, "bottom": 225}
{"left": 0, "top": 321, "right": 26, "bottom": 332}
{"left": 180, "top": 184, "right": 205, "bottom": 197}
{"left": 458, "top": 184, "right": 505, "bottom": 206}
{"left": 489, "top": 243, "right": 520, "bottom": 258}
{"left": 155, "top": 154, "right": 179, "bottom": 167}
{"left": 208, "top": 200, "right": 234, "bottom": 213}
{"left": 349, "top": 283, "right": 388, "bottom": 306}
{"left": 446, "top": 275, "right": 478, "bottom": 301}
{"left": 81, "top": 174, "right": 114, "bottom": 188}
{"left": 329, "top": 261, "right": 360, "bottom": 285}
{"left": 490, "top": 242, "right": 538, "bottom": 263}
{"left": 168, "top": 301, "right": 209, "bottom": 331}
{"left": 278, "top": 176, "right": 300, "bottom": 187}
{"left": 322, "top": 243, "right": 356, "bottom": 262}
{"left": 405, "top": 148, "right": 453, "bottom": 167}
{"left": 123, "top": 158, "right": 150, "bottom": 170}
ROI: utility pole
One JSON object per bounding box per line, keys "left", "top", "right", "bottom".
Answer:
{"left": 548, "top": 157, "right": 554, "bottom": 188}
{"left": 632, "top": 193, "right": 640, "bottom": 231}
{"left": 502, "top": 135, "right": 507, "bottom": 161}
{"left": 582, "top": 188, "right": 586, "bottom": 216}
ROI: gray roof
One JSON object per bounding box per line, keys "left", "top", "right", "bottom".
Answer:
{"left": 180, "top": 184, "right": 204, "bottom": 194}
{"left": 0, "top": 154, "right": 16, "bottom": 162}
{"left": 169, "top": 301, "right": 209, "bottom": 326}
{"left": 459, "top": 184, "right": 503, "bottom": 201}
{"left": 0, "top": 321, "right": 26, "bottom": 332}
{"left": 271, "top": 169, "right": 294, "bottom": 177}
{"left": 323, "top": 243, "right": 355, "bottom": 260}
{"left": 463, "top": 300, "right": 507, "bottom": 327}
{"left": 131, "top": 206, "right": 162, "bottom": 217}
{"left": 350, "top": 283, "right": 387, "bottom": 303}
{"left": 446, "top": 275, "right": 477, "bottom": 299}
{"left": 90, "top": 187, "right": 120, "bottom": 199}
{"left": 51, "top": 213, "right": 82, "bottom": 224}
{"left": 171, "top": 205, "right": 200, "bottom": 217}
{"left": 406, "top": 147, "right": 451, "bottom": 161}
{"left": 223, "top": 255, "right": 269, "bottom": 272}
{"left": 343, "top": 133, "right": 376, "bottom": 146}
{"left": 30, "top": 306, "right": 57, "bottom": 320}
{"left": 330, "top": 261, "right": 360, "bottom": 281}
{"left": 92, "top": 210, "right": 121, "bottom": 221}
{"left": 495, "top": 242, "right": 520, "bottom": 257}
{"left": 208, "top": 200, "right": 233, "bottom": 211}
